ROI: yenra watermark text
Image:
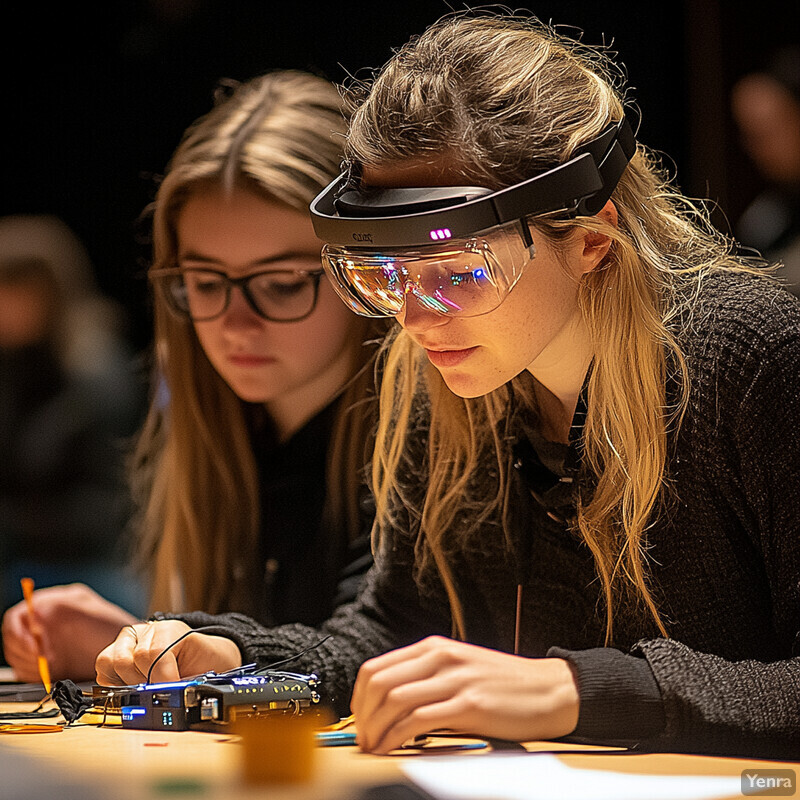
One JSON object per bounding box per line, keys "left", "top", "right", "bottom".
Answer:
{"left": 741, "top": 769, "right": 796, "bottom": 796}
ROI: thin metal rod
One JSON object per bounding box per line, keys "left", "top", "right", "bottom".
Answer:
{"left": 514, "top": 583, "right": 523, "bottom": 655}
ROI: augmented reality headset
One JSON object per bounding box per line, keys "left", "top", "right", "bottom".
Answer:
{"left": 310, "top": 115, "right": 636, "bottom": 318}
{"left": 310, "top": 115, "right": 636, "bottom": 249}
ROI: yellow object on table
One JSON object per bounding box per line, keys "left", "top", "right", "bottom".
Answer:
{"left": 20, "top": 578, "right": 52, "bottom": 695}
{"left": 235, "top": 714, "right": 318, "bottom": 785}
{"left": 318, "top": 713, "right": 355, "bottom": 732}
{"left": 0, "top": 724, "right": 63, "bottom": 734}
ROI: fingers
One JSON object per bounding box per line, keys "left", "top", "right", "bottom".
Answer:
{"left": 95, "top": 622, "right": 186, "bottom": 686}
{"left": 2, "top": 630, "right": 40, "bottom": 681}
{"left": 370, "top": 696, "right": 471, "bottom": 754}
{"left": 370, "top": 655, "right": 580, "bottom": 752}
{"left": 351, "top": 635, "right": 450, "bottom": 712}
{"left": 139, "top": 647, "right": 180, "bottom": 684}
{"left": 3, "top": 649, "right": 41, "bottom": 683}
{"left": 361, "top": 675, "right": 456, "bottom": 753}
{"left": 178, "top": 633, "right": 243, "bottom": 678}
{"left": 94, "top": 645, "right": 122, "bottom": 686}
{"left": 352, "top": 636, "right": 463, "bottom": 753}
{"left": 350, "top": 639, "right": 582, "bottom": 753}
{"left": 353, "top": 652, "right": 445, "bottom": 743}
{"left": 93, "top": 621, "right": 242, "bottom": 688}
{"left": 134, "top": 624, "right": 181, "bottom": 684}
{"left": 2, "top": 602, "right": 46, "bottom": 681}
{"left": 2, "top": 603, "right": 36, "bottom": 653}
{"left": 95, "top": 625, "right": 147, "bottom": 685}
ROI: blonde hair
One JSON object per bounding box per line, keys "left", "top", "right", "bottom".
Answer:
{"left": 350, "top": 13, "right": 766, "bottom": 643}
{"left": 133, "top": 70, "right": 381, "bottom": 615}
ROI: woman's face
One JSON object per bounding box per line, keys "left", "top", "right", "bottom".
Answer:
{"left": 732, "top": 74, "right": 800, "bottom": 185}
{"left": 176, "top": 185, "right": 367, "bottom": 435}
{"left": 362, "top": 163, "right": 601, "bottom": 400}
{"left": 0, "top": 276, "right": 54, "bottom": 351}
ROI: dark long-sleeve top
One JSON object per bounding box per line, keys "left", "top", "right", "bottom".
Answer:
{"left": 245, "top": 400, "right": 374, "bottom": 627}
{"left": 166, "top": 270, "right": 800, "bottom": 759}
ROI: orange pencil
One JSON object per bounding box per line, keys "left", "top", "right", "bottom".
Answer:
{"left": 20, "top": 577, "right": 52, "bottom": 694}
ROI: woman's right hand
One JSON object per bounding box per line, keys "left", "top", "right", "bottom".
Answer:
{"left": 95, "top": 620, "right": 243, "bottom": 686}
{"left": 2, "top": 583, "right": 139, "bottom": 683}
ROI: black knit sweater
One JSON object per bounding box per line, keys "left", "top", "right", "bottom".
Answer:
{"left": 167, "top": 271, "right": 800, "bottom": 759}
{"left": 245, "top": 400, "right": 373, "bottom": 627}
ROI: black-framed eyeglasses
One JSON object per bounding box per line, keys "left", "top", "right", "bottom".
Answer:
{"left": 149, "top": 267, "right": 326, "bottom": 322}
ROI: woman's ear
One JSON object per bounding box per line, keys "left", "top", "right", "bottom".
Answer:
{"left": 579, "top": 200, "right": 618, "bottom": 274}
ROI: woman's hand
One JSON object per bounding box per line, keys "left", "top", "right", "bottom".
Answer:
{"left": 350, "top": 636, "right": 580, "bottom": 754}
{"left": 2, "top": 583, "right": 139, "bottom": 682}
{"left": 95, "top": 620, "right": 242, "bottom": 686}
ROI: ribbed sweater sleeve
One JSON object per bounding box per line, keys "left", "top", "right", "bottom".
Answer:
{"left": 158, "top": 519, "right": 451, "bottom": 717}
{"left": 549, "top": 640, "right": 800, "bottom": 759}
{"left": 630, "top": 639, "right": 800, "bottom": 758}
{"left": 154, "top": 607, "right": 381, "bottom": 718}
{"left": 546, "top": 646, "right": 665, "bottom": 744}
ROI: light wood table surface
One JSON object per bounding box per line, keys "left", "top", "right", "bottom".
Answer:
{"left": 0, "top": 700, "right": 797, "bottom": 799}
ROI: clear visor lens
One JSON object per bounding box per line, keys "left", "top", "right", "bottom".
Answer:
{"left": 321, "top": 221, "right": 532, "bottom": 318}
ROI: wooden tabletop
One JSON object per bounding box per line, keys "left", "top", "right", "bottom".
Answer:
{"left": 0, "top": 700, "right": 796, "bottom": 799}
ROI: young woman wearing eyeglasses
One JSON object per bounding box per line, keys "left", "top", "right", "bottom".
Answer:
{"left": 3, "top": 70, "right": 383, "bottom": 683}
{"left": 96, "top": 13, "right": 800, "bottom": 757}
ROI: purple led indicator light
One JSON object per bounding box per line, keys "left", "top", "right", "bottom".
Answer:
{"left": 429, "top": 228, "right": 452, "bottom": 241}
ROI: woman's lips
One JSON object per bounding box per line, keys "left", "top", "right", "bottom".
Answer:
{"left": 228, "top": 354, "right": 275, "bottom": 367}
{"left": 424, "top": 346, "right": 479, "bottom": 368}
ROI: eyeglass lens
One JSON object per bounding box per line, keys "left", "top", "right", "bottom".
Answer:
{"left": 331, "top": 252, "right": 506, "bottom": 317}
{"left": 171, "top": 269, "right": 320, "bottom": 321}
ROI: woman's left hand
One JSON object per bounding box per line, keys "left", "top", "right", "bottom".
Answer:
{"left": 350, "top": 636, "right": 580, "bottom": 754}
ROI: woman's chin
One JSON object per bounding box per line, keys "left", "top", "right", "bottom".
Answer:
{"left": 436, "top": 368, "right": 507, "bottom": 399}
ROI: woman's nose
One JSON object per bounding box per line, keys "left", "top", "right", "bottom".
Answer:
{"left": 396, "top": 291, "right": 450, "bottom": 333}
{"left": 220, "top": 287, "right": 264, "bottom": 333}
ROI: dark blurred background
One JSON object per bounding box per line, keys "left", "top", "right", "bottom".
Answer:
{"left": 3, "top": 0, "right": 799, "bottom": 352}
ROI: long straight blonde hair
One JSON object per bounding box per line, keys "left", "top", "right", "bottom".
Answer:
{"left": 348, "top": 13, "right": 765, "bottom": 643}
{"left": 131, "top": 71, "right": 382, "bottom": 616}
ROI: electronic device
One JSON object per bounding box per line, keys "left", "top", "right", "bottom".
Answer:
{"left": 92, "top": 666, "right": 322, "bottom": 732}
{"left": 310, "top": 115, "right": 636, "bottom": 248}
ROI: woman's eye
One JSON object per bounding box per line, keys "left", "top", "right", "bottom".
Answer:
{"left": 189, "top": 277, "right": 224, "bottom": 293}
{"left": 263, "top": 280, "right": 307, "bottom": 296}
{"left": 449, "top": 269, "right": 487, "bottom": 286}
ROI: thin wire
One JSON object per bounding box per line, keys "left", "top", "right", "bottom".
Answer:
{"left": 145, "top": 625, "right": 225, "bottom": 684}
{"left": 0, "top": 707, "right": 60, "bottom": 720}
{"left": 30, "top": 693, "right": 50, "bottom": 713}
{"left": 0, "top": 690, "right": 56, "bottom": 721}
{"left": 144, "top": 628, "right": 333, "bottom": 684}
{"left": 98, "top": 694, "right": 112, "bottom": 728}
{"left": 258, "top": 635, "right": 332, "bottom": 672}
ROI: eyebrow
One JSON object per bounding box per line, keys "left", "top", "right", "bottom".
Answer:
{"left": 177, "top": 250, "right": 321, "bottom": 268}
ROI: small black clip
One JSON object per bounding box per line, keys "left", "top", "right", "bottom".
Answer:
{"left": 52, "top": 679, "right": 93, "bottom": 724}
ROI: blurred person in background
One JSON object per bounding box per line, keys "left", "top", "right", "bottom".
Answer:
{"left": 3, "top": 71, "right": 384, "bottom": 683}
{"left": 0, "top": 213, "right": 147, "bottom": 670}
{"left": 731, "top": 45, "right": 800, "bottom": 294}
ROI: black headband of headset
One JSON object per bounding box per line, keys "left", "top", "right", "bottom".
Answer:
{"left": 310, "top": 114, "right": 636, "bottom": 248}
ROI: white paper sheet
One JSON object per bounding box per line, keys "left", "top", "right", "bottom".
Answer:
{"left": 401, "top": 753, "right": 742, "bottom": 800}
